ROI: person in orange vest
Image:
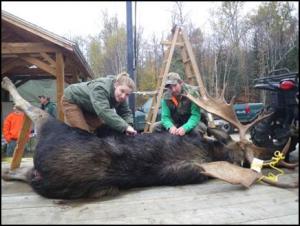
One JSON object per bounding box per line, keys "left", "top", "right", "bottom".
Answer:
{"left": 153, "top": 72, "right": 206, "bottom": 136}
{"left": 2, "top": 105, "right": 30, "bottom": 156}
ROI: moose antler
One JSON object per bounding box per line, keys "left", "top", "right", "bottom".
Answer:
{"left": 185, "top": 86, "right": 272, "bottom": 141}
{"left": 255, "top": 139, "right": 298, "bottom": 188}
{"left": 259, "top": 138, "right": 299, "bottom": 169}
{"left": 184, "top": 85, "right": 298, "bottom": 188}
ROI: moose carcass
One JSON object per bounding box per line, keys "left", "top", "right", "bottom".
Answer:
{"left": 1, "top": 77, "right": 298, "bottom": 200}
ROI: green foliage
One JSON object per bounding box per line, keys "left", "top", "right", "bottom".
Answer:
{"left": 87, "top": 37, "right": 104, "bottom": 77}
{"left": 135, "top": 61, "right": 157, "bottom": 106}
{"left": 84, "top": 12, "right": 127, "bottom": 77}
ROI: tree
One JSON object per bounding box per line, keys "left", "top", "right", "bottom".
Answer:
{"left": 85, "top": 11, "right": 127, "bottom": 77}
{"left": 249, "top": 2, "right": 299, "bottom": 74}
{"left": 208, "top": 2, "right": 247, "bottom": 100}
{"left": 86, "top": 36, "right": 104, "bottom": 77}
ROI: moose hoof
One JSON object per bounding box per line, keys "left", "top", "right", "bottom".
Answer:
{"left": 1, "top": 77, "right": 14, "bottom": 91}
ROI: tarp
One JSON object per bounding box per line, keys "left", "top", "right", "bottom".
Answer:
{"left": 2, "top": 79, "right": 68, "bottom": 125}
{"left": 15, "top": 79, "right": 58, "bottom": 105}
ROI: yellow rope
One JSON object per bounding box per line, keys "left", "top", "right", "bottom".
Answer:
{"left": 258, "top": 151, "right": 285, "bottom": 183}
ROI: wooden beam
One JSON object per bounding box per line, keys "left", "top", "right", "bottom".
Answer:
{"left": 3, "top": 68, "right": 52, "bottom": 76}
{"left": 56, "top": 52, "right": 65, "bottom": 121}
{"left": 11, "top": 75, "right": 56, "bottom": 81}
{"left": 20, "top": 56, "right": 56, "bottom": 76}
{"left": 10, "top": 114, "right": 31, "bottom": 170}
{"left": 40, "top": 53, "right": 56, "bottom": 67}
{"left": 2, "top": 42, "right": 60, "bottom": 54}
{"left": 12, "top": 75, "right": 55, "bottom": 87}
{"left": 1, "top": 59, "right": 26, "bottom": 74}
{"left": 2, "top": 16, "right": 74, "bottom": 51}
{"left": 161, "top": 41, "right": 184, "bottom": 47}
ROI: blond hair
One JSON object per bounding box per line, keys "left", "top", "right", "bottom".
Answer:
{"left": 115, "top": 72, "right": 136, "bottom": 90}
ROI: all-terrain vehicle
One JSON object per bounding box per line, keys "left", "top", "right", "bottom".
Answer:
{"left": 250, "top": 68, "right": 299, "bottom": 161}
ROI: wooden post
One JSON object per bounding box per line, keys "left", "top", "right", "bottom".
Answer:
{"left": 10, "top": 114, "right": 31, "bottom": 170}
{"left": 145, "top": 26, "right": 181, "bottom": 132}
{"left": 56, "top": 52, "right": 65, "bottom": 121}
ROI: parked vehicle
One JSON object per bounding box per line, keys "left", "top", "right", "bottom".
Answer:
{"left": 134, "top": 98, "right": 161, "bottom": 132}
{"left": 250, "top": 68, "right": 299, "bottom": 161}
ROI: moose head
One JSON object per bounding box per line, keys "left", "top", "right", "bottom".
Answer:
{"left": 184, "top": 83, "right": 298, "bottom": 188}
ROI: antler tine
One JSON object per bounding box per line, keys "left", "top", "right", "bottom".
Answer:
{"left": 245, "top": 136, "right": 298, "bottom": 168}
{"left": 251, "top": 137, "right": 299, "bottom": 169}
{"left": 259, "top": 177, "right": 298, "bottom": 188}
{"left": 239, "top": 111, "right": 273, "bottom": 140}
{"left": 282, "top": 138, "right": 292, "bottom": 156}
{"left": 185, "top": 92, "right": 254, "bottom": 141}
{"left": 247, "top": 138, "right": 291, "bottom": 163}
{"left": 278, "top": 138, "right": 299, "bottom": 169}
{"left": 278, "top": 161, "right": 299, "bottom": 169}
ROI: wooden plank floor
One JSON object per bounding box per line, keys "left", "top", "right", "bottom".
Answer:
{"left": 2, "top": 157, "right": 298, "bottom": 224}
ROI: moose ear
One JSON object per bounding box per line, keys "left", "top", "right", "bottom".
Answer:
{"left": 199, "top": 161, "right": 261, "bottom": 188}
{"left": 207, "top": 127, "right": 232, "bottom": 144}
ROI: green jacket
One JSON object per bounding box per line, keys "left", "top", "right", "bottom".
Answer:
{"left": 64, "top": 76, "right": 133, "bottom": 132}
{"left": 161, "top": 83, "right": 201, "bottom": 133}
{"left": 42, "top": 101, "right": 56, "bottom": 118}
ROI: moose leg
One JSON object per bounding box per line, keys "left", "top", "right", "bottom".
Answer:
{"left": 161, "top": 161, "right": 210, "bottom": 184}
{"left": 163, "top": 160, "right": 261, "bottom": 188}
{"left": 1, "top": 77, "right": 49, "bottom": 134}
{"left": 2, "top": 166, "right": 33, "bottom": 183}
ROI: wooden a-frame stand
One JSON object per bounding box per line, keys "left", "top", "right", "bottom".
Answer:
{"left": 144, "top": 26, "right": 214, "bottom": 133}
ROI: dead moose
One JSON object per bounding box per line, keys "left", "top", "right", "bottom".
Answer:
{"left": 1, "top": 76, "right": 298, "bottom": 200}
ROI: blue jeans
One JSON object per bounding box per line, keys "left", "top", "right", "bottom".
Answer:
{"left": 6, "top": 140, "right": 29, "bottom": 157}
{"left": 6, "top": 140, "right": 17, "bottom": 157}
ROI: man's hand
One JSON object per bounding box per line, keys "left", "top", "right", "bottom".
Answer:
{"left": 169, "top": 126, "right": 177, "bottom": 135}
{"left": 125, "top": 125, "right": 137, "bottom": 136}
{"left": 175, "top": 127, "right": 186, "bottom": 136}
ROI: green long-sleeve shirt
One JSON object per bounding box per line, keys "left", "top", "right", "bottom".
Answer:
{"left": 161, "top": 83, "right": 201, "bottom": 133}
{"left": 64, "top": 76, "right": 133, "bottom": 132}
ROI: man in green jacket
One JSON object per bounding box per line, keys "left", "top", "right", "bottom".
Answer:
{"left": 38, "top": 95, "right": 57, "bottom": 118}
{"left": 61, "top": 72, "right": 137, "bottom": 136}
{"left": 154, "top": 72, "right": 205, "bottom": 136}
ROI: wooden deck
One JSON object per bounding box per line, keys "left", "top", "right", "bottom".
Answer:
{"left": 2, "top": 157, "right": 298, "bottom": 224}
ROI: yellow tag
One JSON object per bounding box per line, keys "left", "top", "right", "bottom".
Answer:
{"left": 251, "top": 158, "right": 264, "bottom": 172}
